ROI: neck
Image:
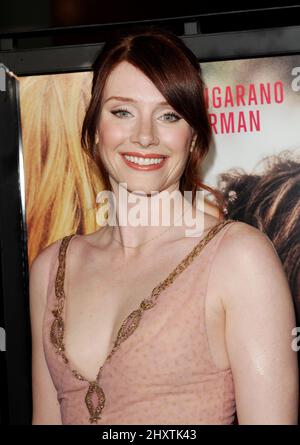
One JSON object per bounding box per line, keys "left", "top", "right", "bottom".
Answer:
{"left": 98, "top": 178, "right": 203, "bottom": 253}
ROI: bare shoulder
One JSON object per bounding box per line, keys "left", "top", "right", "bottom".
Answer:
{"left": 214, "top": 220, "right": 298, "bottom": 424}
{"left": 29, "top": 237, "right": 66, "bottom": 306}
{"left": 218, "top": 219, "right": 280, "bottom": 264}
{"left": 30, "top": 237, "right": 66, "bottom": 425}
{"left": 30, "top": 238, "right": 63, "bottom": 274}
{"left": 213, "top": 220, "right": 292, "bottom": 308}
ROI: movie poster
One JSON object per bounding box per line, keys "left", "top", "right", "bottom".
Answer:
{"left": 201, "top": 56, "right": 300, "bottom": 185}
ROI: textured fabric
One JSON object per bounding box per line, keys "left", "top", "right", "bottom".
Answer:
{"left": 43, "top": 220, "right": 237, "bottom": 425}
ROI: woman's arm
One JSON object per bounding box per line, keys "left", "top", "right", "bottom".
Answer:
{"left": 29, "top": 242, "right": 63, "bottom": 425}
{"left": 214, "top": 221, "right": 299, "bottom": 424}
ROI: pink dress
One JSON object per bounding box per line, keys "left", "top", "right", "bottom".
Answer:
{"left": 43, "top": 219, "right": 237, "bottom": 425}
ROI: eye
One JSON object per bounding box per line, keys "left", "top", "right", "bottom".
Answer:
{"left": 110, "top": 108, "right": 181, "bottom": 122}
{"left": 111, "top": 108, "right": 132, "bottom": 118}
{"left": 161, "top": 112, "right": 181, "bottom": 122}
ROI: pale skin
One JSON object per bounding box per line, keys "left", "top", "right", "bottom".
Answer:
{"left": 30, "top": 61, "right": 299, "bottom": 424}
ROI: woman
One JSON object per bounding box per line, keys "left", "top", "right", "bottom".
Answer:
{"left": 29, "top": 26, "right": 298, "bottom": 425}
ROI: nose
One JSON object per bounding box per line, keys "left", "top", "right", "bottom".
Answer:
{"left": 129, "top": 115, "right": 159, "bottom": 148}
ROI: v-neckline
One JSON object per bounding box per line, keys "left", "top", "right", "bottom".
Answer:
{"left": 52, "top": 219, "right": 234, "bottom": 385}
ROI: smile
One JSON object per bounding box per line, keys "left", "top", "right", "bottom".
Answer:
{"left": 120, "top": 153, "right": 168, "bottom": 171}
{"left": 125, "top": 155, "right": 163, "bottom": 165}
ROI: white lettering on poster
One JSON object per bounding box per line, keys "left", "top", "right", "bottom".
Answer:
{"left": 291, "top": 67, "right": 300, "bottom": 92}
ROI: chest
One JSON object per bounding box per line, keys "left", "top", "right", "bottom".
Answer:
{"left": 60, "top": 236, "right": 228, "bottom": 381}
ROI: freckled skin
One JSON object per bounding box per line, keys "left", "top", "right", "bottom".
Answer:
{"left": 97, "top": 61, "right": 196, "bottom": 196}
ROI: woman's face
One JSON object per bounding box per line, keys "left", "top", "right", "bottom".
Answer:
{"left": 97, "top": 61, "right": 195, "bottom": 195}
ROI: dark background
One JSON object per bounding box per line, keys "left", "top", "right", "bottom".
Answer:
{"left": 0, "top": 1, "right": 300, "bottom": 50}
{"left": 0, "top": 1, "right": 300, "bottom": 31}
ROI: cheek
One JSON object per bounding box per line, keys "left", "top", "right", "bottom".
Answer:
{"left": 162, "top": 128, "right": 191, "bottom": 155}
{"left": 98, "top": 118, "right": 125, "bottom": 148}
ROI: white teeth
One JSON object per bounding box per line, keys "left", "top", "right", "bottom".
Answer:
{"left": 124, "top": 155, "right": 164, "bottom": 165}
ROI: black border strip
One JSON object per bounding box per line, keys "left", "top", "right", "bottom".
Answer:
{"left": 0, "top": 25, "right": 300, "bottom": 76}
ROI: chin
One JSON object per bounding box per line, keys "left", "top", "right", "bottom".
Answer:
{"left": 119, "top": 181, "right": 161, "bottom": 197}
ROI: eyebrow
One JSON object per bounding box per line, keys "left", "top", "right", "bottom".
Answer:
{"left": 103, "top": 96, "right": 169, "bottom": 106}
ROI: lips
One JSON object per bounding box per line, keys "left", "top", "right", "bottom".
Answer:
{"left": 120, "top": 152, "right": 167, "bottom": 158}
{"left": 120, "top": 152, "right": 168, "bottom": 171}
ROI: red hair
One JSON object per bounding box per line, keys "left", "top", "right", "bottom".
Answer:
{"left": 81, "top": 25, "right": 224, "bottom": 210}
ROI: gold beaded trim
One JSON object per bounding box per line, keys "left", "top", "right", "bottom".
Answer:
{"left": 50, "top": 219, "right": 234, "bottom": 424}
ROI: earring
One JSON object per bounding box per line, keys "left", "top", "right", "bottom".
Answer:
{"left": 228, "top": 190, "right": 237, "bottom": 202}
{"left": 190, "top": 139, "right": 196, "bottom": 153}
